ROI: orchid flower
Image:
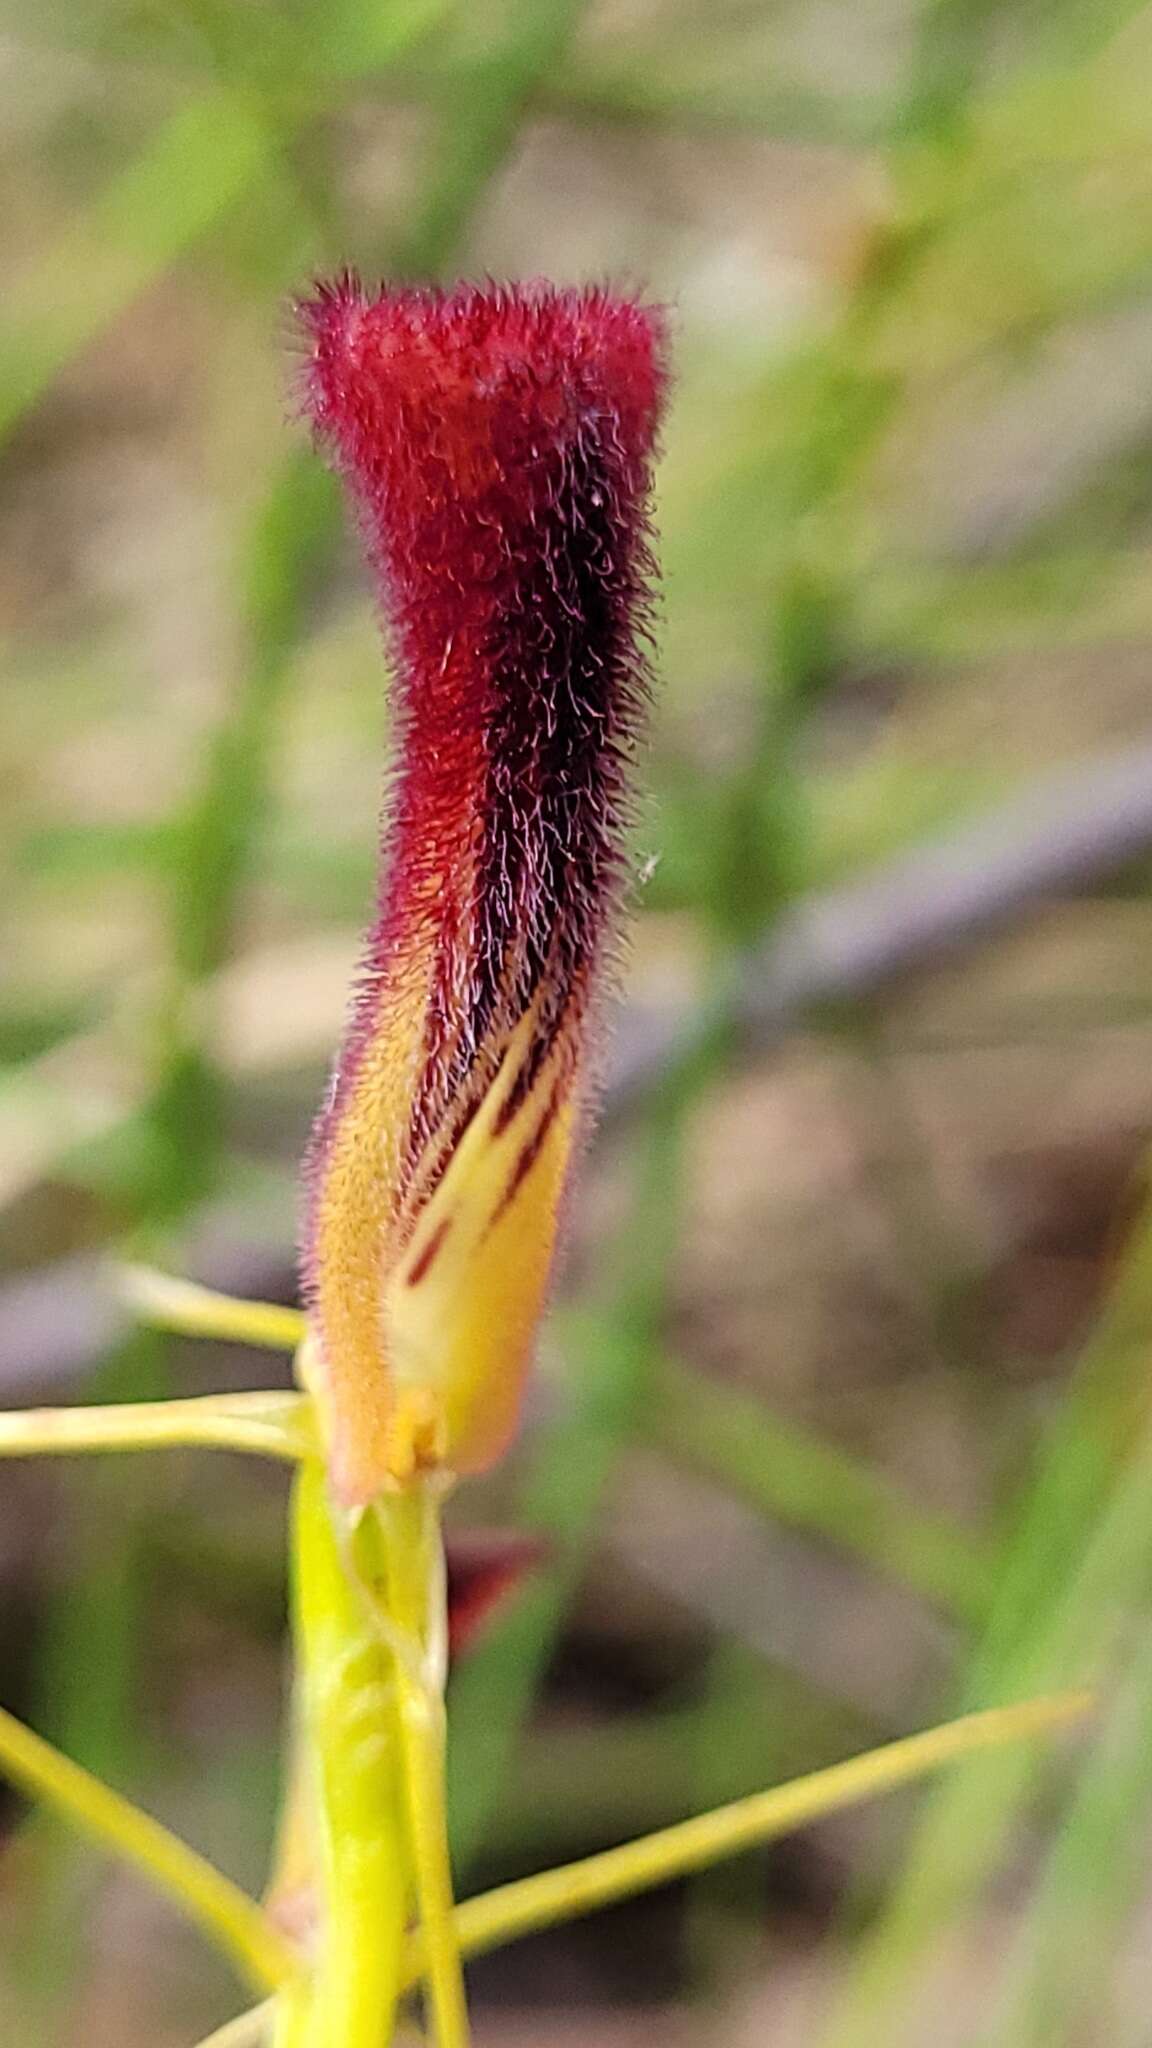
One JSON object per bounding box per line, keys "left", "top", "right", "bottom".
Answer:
{"left": 297, "top": 279, "right": 667, "bottom": 1504}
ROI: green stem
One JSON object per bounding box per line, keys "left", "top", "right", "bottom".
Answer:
{"left": 382, "top": 1487, "right": 470, "bottom": 2048}
{"left": 277, "top": 1467, "right": 409, "bottom": 2048}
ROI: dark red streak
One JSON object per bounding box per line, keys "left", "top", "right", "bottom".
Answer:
{"left": 405, "top": 1214, "right": 453, "bottom": 1287}
{"left": 487, "top": 1076, "right": 565, "bottom": 1233}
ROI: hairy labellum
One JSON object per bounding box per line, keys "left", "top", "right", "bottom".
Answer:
{"left": 298, "top": 277, "right": 667, "bottom": 1503}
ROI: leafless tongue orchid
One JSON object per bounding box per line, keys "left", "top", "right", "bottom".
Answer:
{"left": 298, "top": 279, "right": 668, "bottom": 1504}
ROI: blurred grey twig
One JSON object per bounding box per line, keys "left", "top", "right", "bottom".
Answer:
{"left": 608, "top": 735, "right": 1152, "bottom": 1111}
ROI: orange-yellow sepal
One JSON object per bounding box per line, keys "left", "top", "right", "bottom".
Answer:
{"left": 306, "top": 1006, "right": 579, "bottom": 1498}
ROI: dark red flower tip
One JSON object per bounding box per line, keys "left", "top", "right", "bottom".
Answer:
{"left": 298, "top": 275, "right": 665, "bottom": 527}
{"left": 296, "top": 278, "right": 668, "bottom": 1504}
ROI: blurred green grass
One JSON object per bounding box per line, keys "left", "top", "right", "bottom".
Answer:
{"left": 7, "top": 1, "right": 1152, "bottom": 2043}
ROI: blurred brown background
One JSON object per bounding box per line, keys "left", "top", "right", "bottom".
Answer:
{"left": 6, "top": 3, "right": 1152, "bottom": 2044}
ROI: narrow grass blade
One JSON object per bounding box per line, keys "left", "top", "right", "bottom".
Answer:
{"left": 391, "top": 0, "right": 587, "bottom": 276}
{"left": 647, "top": 1351, "right": 990, "bottom": 1623}
{"left": 122, "top": 1267, "right": 306, "bottom": 1353}
{"left": 0, "top": 0, "right": 458, "bottom": 448}
{"left": 985, "top": 1620, "right": 1152, "bottom": 2048}
{"left": 0, "top": 1706, "right": 294, "bottom": 1992}
{"left": 0, "top": 1391, "right": 309, "bottom": 1462}
{"left": 192, "top": 2003, "right": 275, "bottom": 2048}
{"left": 417, "top": 1695, "right": 1087, "bottom": 1981}
{"left": 819, "top": 1193, "right": 1152, "bottom": 2048}
{"left": 0, "top": 95, "right": 268, "bottom": 446}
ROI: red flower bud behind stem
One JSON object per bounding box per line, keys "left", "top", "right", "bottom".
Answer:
{"left": 298, "top": 278, "right": 668, "bottom": 1505}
